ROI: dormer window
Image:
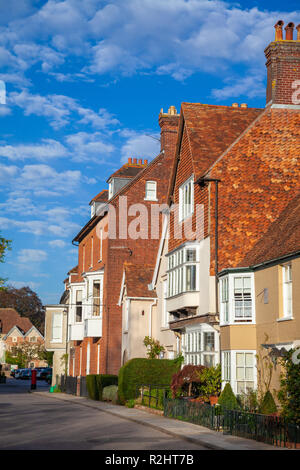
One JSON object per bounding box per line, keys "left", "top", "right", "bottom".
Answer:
{"left": 145, "top": 181, "right": 157, "bottom": 201}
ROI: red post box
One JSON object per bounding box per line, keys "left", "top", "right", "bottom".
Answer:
{"left": 31, "top": 369, "right": 37, "bottom": 390}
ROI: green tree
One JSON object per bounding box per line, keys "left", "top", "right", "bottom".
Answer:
{"left": 0, "top": 232, "right": 11, "bottom": 289}
{"left": 8, "top": 342, "right": 45, "bottom": 368}
{"left": 143, "top": 336, "right": 165, "bottom": 359}
{"left": 218, "top": 383, "right": 240, "bottom": 410}
{"left": 259, "top": 390, "right": 277, "bottom": 415}
{"left": 278, "top": 349, "right": 300, "bottom": 424}
{"left": 0, "top": 285, "right": 45, "bottom": 332}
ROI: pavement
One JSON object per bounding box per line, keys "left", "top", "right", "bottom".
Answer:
{"left": 32, "top": 388, "right": 279, "bottom": 450}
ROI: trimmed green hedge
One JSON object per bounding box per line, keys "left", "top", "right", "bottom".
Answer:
{"left": 118, "top": 358, "right": 180, "bottom": 404}
{"left": 86, "top": 374, "right": 118, "bottom": 401}
{"left": 102, "top": 385, "right": 118, "bottom": 403}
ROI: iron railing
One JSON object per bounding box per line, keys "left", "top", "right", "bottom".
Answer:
{"left": 136, "top": 384, "right": 171, "bottom": 410}
{"left": 163, "top": 398, "right": 300, "bottom": 448}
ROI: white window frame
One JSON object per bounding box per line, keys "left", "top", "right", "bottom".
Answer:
{"left": 51, "top": 312, "right": 63, "bottom": 343}
{"left": 144, "top": 181, "right": 157, "bottom": 201}
{"left": 98, "top": 228, "right": 103, "bottom": 262}
{"left": 179, "top": 175, "right": 194, "bottom": 222}
{"left": 282, "top": 263, "right": 293, "bottom": 319}
{"left": 222, "top": 350, "right": 257, "bottom": 395}
{"left": 182, "top": 325, "right": 219, "bottom": 367}
{"left": 167, "top": 243, "right": 199, "bottom": 298}
{"left": 219, "top": 272, "right": 255, "bottom": 325}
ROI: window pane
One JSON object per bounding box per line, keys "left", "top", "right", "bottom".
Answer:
{"left": 236, "top": 367, "right": 244, "bottom": 380}
{"left": 236, "top": 353, "right": 244, "bottom": 366}
{"left": 204, "top": 332, "right": 215, "bottom": 352}
{"left": 245, "top": 367, "right": 253, "bottom": 380}
{"left": 245, "top": 353, "right": 253, "bottom": 366}
{"left": 186, "top": 265, "right": 196, "bottom": 291}
{"left": 186, "top": 248, "right": 196, "bottom": 262}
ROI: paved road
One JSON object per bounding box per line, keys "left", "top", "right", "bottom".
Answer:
{"left": 0, "top": 379, "right": 207, "bottom": 450}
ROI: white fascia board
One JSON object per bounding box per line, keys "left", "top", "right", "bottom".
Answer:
{"left": 118, "top": 270, "right": 126, "bottom": 306}
{"left": 150, "top": 214, "right": 169, "bottom": 290}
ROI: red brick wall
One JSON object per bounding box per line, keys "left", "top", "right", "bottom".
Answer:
{"left": 70, "top": 113, "right": 179, "bottom": 376}
{"left": 265, "top": 41, "right": 300, "bottom": 105}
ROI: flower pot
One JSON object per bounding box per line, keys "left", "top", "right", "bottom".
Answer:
{"left": 209, "top": 396, "right": 218, "bottom": 406}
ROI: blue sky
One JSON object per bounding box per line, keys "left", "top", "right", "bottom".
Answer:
{"left": 0, "top": 0, "right": 299, "bottom": 305}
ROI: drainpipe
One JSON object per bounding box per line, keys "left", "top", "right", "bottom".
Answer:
{"left": 149, "top": 299, "right": 157, "bottom": 337}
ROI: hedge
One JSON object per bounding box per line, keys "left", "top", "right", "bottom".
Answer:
{"left": 118, "top": 358, "right": 180, "bottom": 404}
{"left": 102, "top": 385, "right": 118, "bottom": 403}
{"left": 86, "top": 374, "right": 118, "bottom": 401}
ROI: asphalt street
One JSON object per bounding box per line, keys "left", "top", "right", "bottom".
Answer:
{"left": 0, "top": 379, "right": 208, "bottom": 450}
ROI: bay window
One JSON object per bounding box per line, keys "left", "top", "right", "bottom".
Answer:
{"left": 219, "top": 272, "right": 255, "bottom": 324}
{"left": 236, "top": 352, "right": 255, "bottom": 394}
{"left": 75, "top": 290, "right": 83, "bottom": 322}
{"left": 52, "top": 312, "right": 63, "bottom": 342}
{"left": 182, "top": 327, "right": 218, "bottom": 366}
{"left": 167, "top": 245, "right": 198, "bottom": 298}
{"left": 93, "top": 281, "right": 101, "bottom": 316}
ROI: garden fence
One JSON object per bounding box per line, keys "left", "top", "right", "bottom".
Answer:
{"left": 136, "top": 384, "right": 170, "bottom": 410}
{"left": 163, "top": 398, "right": 300, "bottom": 449}
{"left": 60, "top": 374, "right": 77, "bottom": 395}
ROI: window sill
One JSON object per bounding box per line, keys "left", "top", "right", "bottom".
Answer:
{"left": 144, "top": 197, "right": 158, "bottom": 202}
{"left": 277, "top": 316, "right": 294, "bottom": 322}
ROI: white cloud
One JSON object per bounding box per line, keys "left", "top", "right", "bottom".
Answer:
{"left": 0, "top": 163, "right": 18, "bottom": 183}
{"left": 9, "top": 280, "right": 40, "bottom": 290}
{"left": 17, "top": 248, "right": 47, "bottom": 264}
{"left": 211, "top": 72, "right": 266, "bottom": 100}
{"left": 120, "top": 131, "right": 160, "bottom": 163}
{"left": 49, "top": 239, "right": 68, "bottom": 248}
{"left": 65, "top": 131, "right": 115, "bottom": 163}
{"left": 0, "top": 138, "right": 68, "bottom": 161}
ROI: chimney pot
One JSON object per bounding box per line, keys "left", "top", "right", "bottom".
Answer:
{"left": 138, "top": 159, "right": 142, "bottom": 165}
{"left": 240, "top": 103, "right": 248, "bottom": 109}
{"left": 128, "top": 157, "right": 132, "bottom": 164}
{"left": 274, "top": 20, "right": 284, "bottom": 41}
{"left": 232, "top": 103, "right": 239, "bottom": 108}
{"left": 168, "top": 105, "right": 177, "bottom": 115}
{"left": 133, "top": 158, "right": 137, "bottom": 164}
{"left": 144, "top": 159, "right": 148, "bottom": 165}
{"left": 285, "top": 22, "right": 295, "bottom": 40}
{"left": 296, "top": 24, "right": 300, "bottom": 41}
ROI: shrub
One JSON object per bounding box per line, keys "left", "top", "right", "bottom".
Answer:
{"left": 196, "top": 365, "right": 221, "bottom": 398}
{"left": 86, "top": 375, "right": 98, "bottom": 400}
{"left": 170, "top": 364, "right": 207, "bottom": 398}
{"left": 278, "top": 349, "right": 300, "bottom": 424}
{"left": 118, "top": 358, "right": 180, "bottom": 404}
{"left": 125, "top": 399, "right": 135, "bottom": 408}
{"left": 86, "top": 374, "right": 118, "bottom": 401}
{"left": 102, "top": 385, "right": 118, "bottom": 403}
{"left": 259, "top": 391, "right": 277, "bottom": 415}
{"left": 96, "top": 374, "right": 118, "bottom": 401}
{"left": 218, "top": 383, "right": 240, "bottom": 411}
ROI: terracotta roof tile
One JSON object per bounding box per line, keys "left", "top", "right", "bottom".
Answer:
{"left": 182, "top": 103, "right": 263, "bottom": 180}
{"left": 89, "top": 189, "right": 108, "bottom": 205}
{"left": 0, "top": 308, "right": 33, "bottom": 335}
{"left": 124, "top": 263, "right": 156, "bottom": 298}
{"left": 240, "top": 192, "right": 300, "bottom": 267}
{"left": 107, "top": 163, "right": 147, "bottom": 182}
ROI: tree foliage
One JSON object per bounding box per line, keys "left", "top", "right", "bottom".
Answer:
{"left": 218, "top": 383, "right": 240, "bottom": 410}
{"left": 259, "top": 390, "right": 277, "bottom": 415}
{"left": 0, "top": 285, "right": 45, "bottom": 332}
{"left": 170, "top": 364, "right": 207, "bottom": 398}
{"left": 6, "top": 341, "right": 47, "bottom": 368}
{"left": 278, "top": 349, "right": 300, "bottom": 424}
{"left": 196, "top": 364, "right": 221, "bottom": 398}
{"left": 143, "top": 336, "right": 165, "bottom": 359}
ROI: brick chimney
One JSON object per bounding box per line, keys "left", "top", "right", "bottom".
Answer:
{"left": 158, "top": 105, "right": 180, "bottom": 153}
{"left": 265, "top": 20, "right": 300, "bottom": 107}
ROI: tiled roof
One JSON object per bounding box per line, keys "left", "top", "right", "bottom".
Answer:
{"left": 240, "top": 192, "right": 300, "bottom": 267}
{"left": 107, "top": 163, "right": 147, "bottom": 182}
{"left": 123, "top": 263, "right": 156, "bottom": 298}
{"left": 208, "top": 108, "right": 300, "bottom": 270}
{"left": 89, "top": 189, "right": 108, "bottom": 205}
{"left": 182, "top": 103, "right": 263, "bottom": 180}
{"left": 0, "top": 308, "right": 33, "bottom": 335}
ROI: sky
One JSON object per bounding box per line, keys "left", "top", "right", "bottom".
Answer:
{"left": 0, "top": 0, "right": 299, "bottom": 305}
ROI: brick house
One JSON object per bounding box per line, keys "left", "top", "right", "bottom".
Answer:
{"left": 59, "top": 106, "right": 179, "bottom": 377}
{"left": 163, "top": 20, "right": 300, "bottom": 395}
{"left": 0, "top": 308, "right": 46, "bottom": 368}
